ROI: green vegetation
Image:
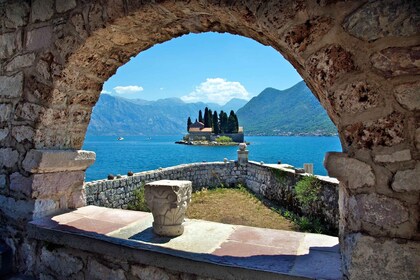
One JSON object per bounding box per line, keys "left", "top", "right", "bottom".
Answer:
{"left": 187, "top": 117, "right": 192, "bottom": 131}
{"left": 295, "top": 175, "right": 321, "bottom": 210}
{"left": 127, "top": 185, "right": 150, "bottom": 212}
{"left": 187, "top": 107, "right": 239, "bottom": 133}
{"left": 215, "top": 136, "right": 233, "bottom": 143}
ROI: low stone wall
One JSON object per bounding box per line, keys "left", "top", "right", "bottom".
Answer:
{"left": 84, "top": 161, "right": 339, "bottom": 232}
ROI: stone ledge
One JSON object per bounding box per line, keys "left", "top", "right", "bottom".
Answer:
{"left": 27, "top": 223, "right": 304, "bottom": 280}
{"left": 22, "top": 149, "right": 95, "bottom": 173}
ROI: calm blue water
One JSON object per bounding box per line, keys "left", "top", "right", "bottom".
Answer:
{"left": 82, "top": 135, "right": 342, "bottom": 182}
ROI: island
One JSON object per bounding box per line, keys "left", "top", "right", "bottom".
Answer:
{"left": 176, "top": 107, "right": 244, "bottom": 146}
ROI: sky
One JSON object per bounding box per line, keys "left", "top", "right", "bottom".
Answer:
{"left": 101, "top": 32, "right": 303, "bottom": 105}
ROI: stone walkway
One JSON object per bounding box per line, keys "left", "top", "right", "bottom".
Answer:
{"left": 30, "top": 206, "right": 342, "bottom": 280}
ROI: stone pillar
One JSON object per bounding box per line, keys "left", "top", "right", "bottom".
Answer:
{"left": 325, "top": 152, "right": 420, "bottom": 279}
{"left": 237, "top": 143, "right": 249, "bottom": 165}
{"left": 303, "top": 163, "right": 313, "bottom": 174}
{"left": 19, "top": 149, "right": 95, "bottom": 219}
{"left": 145, "top": 180, "right": 192, "bottom": 237}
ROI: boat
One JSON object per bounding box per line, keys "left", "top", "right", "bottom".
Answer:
{"left": 117, "top": 137, "right": 124, "bottom": 141}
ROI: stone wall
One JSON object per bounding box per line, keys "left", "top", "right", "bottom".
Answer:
{"left": 84, "top": 161, "right": 339, "bottom": 231}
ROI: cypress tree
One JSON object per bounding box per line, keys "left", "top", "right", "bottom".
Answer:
{"left": 233, "top": 113, "right": 239, "bottom": 132}
{"left": 220, "top": 111, "right": 228, "bottom": 133}
{"left": 198, "top": 110, "right": 203, "bottom": 123}
{"left": 204, "top": 107, "right": 209, "bottom": 127}
{"left": 208, "top": 109, "right": 213, "bottom": 128}
{"left": 187, "top": 117, "right": 192, "bottom": 131}
{"left": 212, "top": 111, "right": 219, "bottom": 134}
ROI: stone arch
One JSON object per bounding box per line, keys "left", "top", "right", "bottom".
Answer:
{"left": 1, "top": 0, "right": 419, "bottom": 279}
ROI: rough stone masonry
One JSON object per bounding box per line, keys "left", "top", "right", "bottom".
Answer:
{"left": 0, "top": 0, "right": 419, "bottom": 279}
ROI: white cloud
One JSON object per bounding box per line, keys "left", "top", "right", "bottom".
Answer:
{"left": 100, "top": 90, "right": 111, "bottom": 94}
{"left": 181, "top": 78, "right": 250, "bottom": 105}
{"left": 113, "top": 85, "right": 144, "bottom": 94}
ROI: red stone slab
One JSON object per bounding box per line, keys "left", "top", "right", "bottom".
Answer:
{"left": 227, "top": 226, "right": 303, "bottom": 250}
{"left": 90, "top": 208, "right": 150, "bottom": 225}
{"left": 71, "top": 205, "right": 108, "bottom": 217}
{"left": 61, "top": 217, "right": 126, "bottom": 235}
{"left": 213, "top": 240, "right": 297, "bottom": 257}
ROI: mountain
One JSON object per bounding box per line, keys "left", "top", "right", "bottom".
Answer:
{"left": 86, "top": 95, "right": 242, "bottom": 136}
{"left": 236, "top": 81, "right": 337, "bottom": 136}
{"left": 221, "top": 98, "right": 248, "bottom": 112}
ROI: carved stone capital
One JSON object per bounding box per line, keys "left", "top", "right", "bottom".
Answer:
{"left": 145, "top": 180, "right": 192, "bottom": 237}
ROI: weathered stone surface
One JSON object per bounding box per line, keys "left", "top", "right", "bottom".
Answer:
{"left": 33, "top": 199, "right": 59, "bottom": 218}
{"left": 71, "top": 13, "right": 88, "bottom": 39}
{"left": 131, "top": 265, "right": 170, "bottom": 280}
{"left": 0, "top": 32, "right": 21, "bottom": 59}
{"left": 344, "top": 112, "right": 405, "bottom": 148}
{"left": 4, "top": 2, "right": 30, "bottom": 28}
{"left": 306, "top": 45, "right": 354, "bottom": 87}
{"left": 88, "top": 259, "right": 126, "bottom": 280}
{"left": 12, "top": 126, "right": 35, "bottom": 143}
{"left": 0, "top": 195, "right": 34, "bottom": 221}
{"left": 327, "top": 81, "right": 381, "bottom": 114}
{"left": 371, "top": 46, "right": 420, "bottom": 77}
{"left": 324, "top": 152, "right": 375, "bottom": 190}
{"left": 416, "top": 128, "right": 420, "bottom": 151}
{"left": 31, "top": 0, "right": 54, "bottom": 22}
{"left": 0, "top": 175, "right": 6, "bottom": 190}
{"left": 394, "top": 81, "right": 420, "bottom": 111}
{"left": 10, "top": 172, "right": 32, "bottom": 196}
{"left": 0, "top": 148, "right": 19, "bottom": 169}
{"left": 0, "top": 72, "right": 24, "bottom": 98}
{"left": 0, "top": 104, "right": 12, "bottom": 122}
{"left": 26, "top": 26, "right": 53, "bottom": 51}
{"left": 5, "top": 53, "right": 36, "bottom": 72}
{"left": 392, "top": 163, "right": 420, "bottom": 192}
{"left": 0, "top": 128, "right": 9, "bottom": 141}
{"left": 40, "top": 247, "right": 83, "bottom": 277}
{"left": 343, "top": 0, "right": 420, "bottom": 42}
{"left": 36, "top": 60, "right": 51, "bottom": 81}
{"left": 342, "top": 233, "right": 420, "bottom": 280}
{"left": 22, "top": 149, "right": 96, "bottom": 173}
{"left": 32, "top": 171, "right": 84, "bottom": 199}
{"left": 56, "top": 0, "right": 77, "bottom": 13}
{"left": 356, "top": 193, "right": 409, "bottom": 227}
{"left": 285, "top": 17, "right": 332, "bottom": 53}
{"left": 14, "top": 102, "right": 44, "bottom": 122}
{"left": 374, "top": 149, "right": 411, "bottom": 163}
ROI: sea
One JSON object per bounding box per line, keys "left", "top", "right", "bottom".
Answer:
{"left": 82, "top": 135, "right": 342, "bottom": 182}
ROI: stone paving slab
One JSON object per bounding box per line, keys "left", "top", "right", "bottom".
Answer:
{"left": 30, "top": 205, "right": 342, "bottom": 279}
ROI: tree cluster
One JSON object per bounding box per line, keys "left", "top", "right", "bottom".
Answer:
{"left": 187, "top": 107, "right": 239, "bottom": 134}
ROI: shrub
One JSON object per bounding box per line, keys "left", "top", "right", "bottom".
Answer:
{"left": 127, "top": 185, "right": 150, "bottom": 212}
{"left": 295, "top": 175, "right": 321, "bottom": 210}
{"left": 215, "top": 136, "right": 233, "bottom": 143}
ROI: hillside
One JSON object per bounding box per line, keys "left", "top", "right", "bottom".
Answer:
{"left": 87, "top": 95, "right": 246, "bottom": 136}
{"left": 236, "top": 81, "right": 337, "bottom": 135}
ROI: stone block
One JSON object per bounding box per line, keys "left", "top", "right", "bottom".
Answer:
{"left": 12, "top": 126, "right": 35, "bottom": 143}
{"left": 31, "top": 0, "right": 54, "bottom": 22}
{"left": 0, "top": 72, "right": 23, "bottom": 99}
{"left": 0, "top": 195, "right": 34, "bottom": 221}
{"left": 87, "top": 259, "right": 126, "bottom": 280}
{"left": 14, "top": 102, "right": 44, "bottom": 122}
{"left": 131, "top": 265, "right": 170, "bottom": 280}
{"left": 356, "top": 193, "right": 409, "bottom": 228}
{"left": 394, "top": 81, "right": 420, "bottom": 111}
{"left": 33, "top": 199, "right": 59, "bottom": 218}
{"left": 341, "top": 233, "right": 420, "bottom": 280}
{"left": 10, "top": 172, "right": 32, "bottom": 196}
{"left": 4, "top": 2, "right": 29, "bottom": 28}
{"left": 324, "top": 152, "right": 375, "bottom": 190}
{"left": 343, "top": 0, "right": 420, "bottom": 42}
{"left": 32, "top": 171, "right": 85, "bottom": 199}
{"left": 374, "top": 149, "right": 411, "bottom": 163}
{"left": 26, "top": 26, "right": 53, "bottom": 51}
{"left": 0, "top": 32, "right": 20, "bottom": 59}
{"left": 23, "top": 149, "right": 95, "bottom": 173}
{"left": 371, "top": 46, "right": 420, "bottom": 77}
{"left": 0, "top": 148, "right": 19, "bottom": 169}
{"left": 145, "top": 180, "right": 192, "bottom": 237}
{"left": 56, "top": 0, "right": 77, "bottom": 13}
{"left": 0, "top": 104, "right": 11, "bottom": 122}
{"left": 0, "top": 128, "right": 9, "bottom": 141}
{"left": 392, "top": 163, "right": 420, "bottom": 192}
{"left": 5, "top": 53, "right": 36, "bottom": 72}
{"left": 40, "top": 247, "right": 83, "bottom": 277}
{"left": 0, "top": 175, "right": 6, "bottom": 190}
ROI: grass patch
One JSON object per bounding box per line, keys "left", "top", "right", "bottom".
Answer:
{"left": 186, "top": 185, "right": 296, "bottom": 231}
